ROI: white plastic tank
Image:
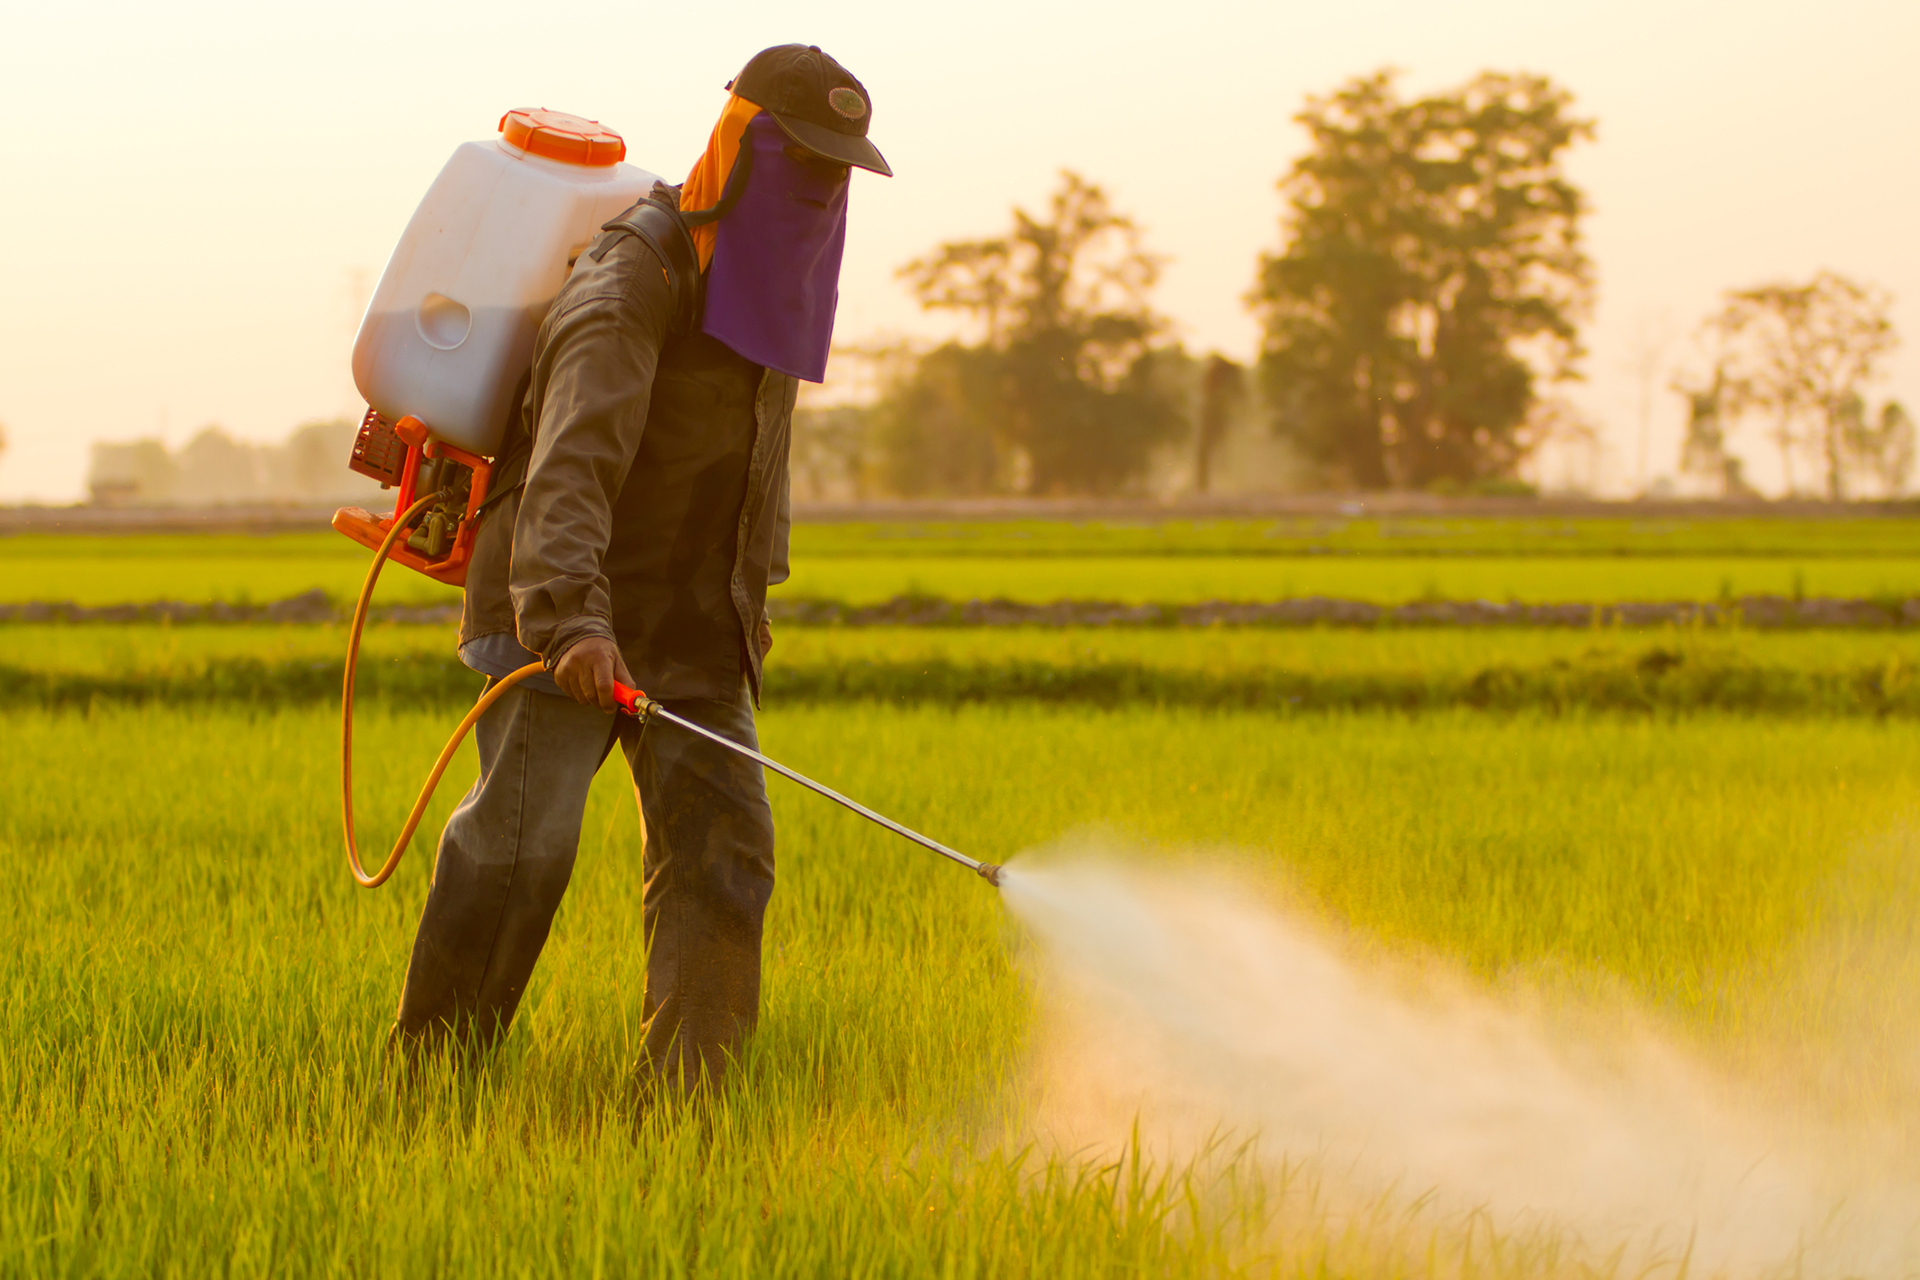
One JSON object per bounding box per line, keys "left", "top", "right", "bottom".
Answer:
{"left": 352, "top": 109, "right": 662, "bottom": 456}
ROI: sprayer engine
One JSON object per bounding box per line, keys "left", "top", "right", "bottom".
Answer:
{"left": 332, "top": 410, "right": 492, "bottom": 587}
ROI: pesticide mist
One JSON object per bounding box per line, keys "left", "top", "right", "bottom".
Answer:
{"left": 999, "top": 853, "right": 1920, "bottom": 1276}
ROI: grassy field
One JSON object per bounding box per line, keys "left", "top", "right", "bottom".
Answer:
{"left": 0, "top": 534, "right": 464, "bottom": 607}
{"left": 14, "top": 619, "right": 1920, "bottom": 677}
{"left": 2, "top": 623, "right": 1918, "bottom": 731}
{"left": 11, "top": 623, "right": 1920, "bottom": 720}
{"left": 6, "top": 697, "right": 1918, "bottom": 1275}
{"left": 8, "top": 515, "right": 1920, "bottom": 1272}
{"left": 779, "top": 554, "right": 1920, "bottom": 605}
{"left": 0, "top": 618, "right": 1916, "bottom": 684}
{"left": 10, "top": 522, "right": 1920, "bottom": 606}
{"left": 7, "top": 550, "right": 1920, "bottom": 607}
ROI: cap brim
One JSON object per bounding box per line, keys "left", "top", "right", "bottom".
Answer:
{"left": 768, "top": 112, "right": 892, "bottom": 176}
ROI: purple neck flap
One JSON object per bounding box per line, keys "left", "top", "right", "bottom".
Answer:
{"left": 701, "top": 113, "right": 848, "bottom": 383}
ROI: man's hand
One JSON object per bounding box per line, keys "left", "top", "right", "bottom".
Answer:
{"left": 758, "top": 615, "right": 773, "bottom": 660}
{"left": 552, "top": 636, "right": 634, "bottom": 713}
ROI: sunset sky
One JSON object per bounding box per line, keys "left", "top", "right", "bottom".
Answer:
{"left": 2, "top": 0, "right": 1915, "bottom": 501}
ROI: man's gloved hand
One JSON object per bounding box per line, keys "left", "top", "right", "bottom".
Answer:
{"left": 553, "top": 636, "right": 634, "bottom": 713}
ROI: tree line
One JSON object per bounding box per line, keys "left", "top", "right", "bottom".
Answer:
{"left": 1677, "top": 274, "right": 1908, "bottom": 500}
{"left": 798, "top": 68, "right": 1904, "bottom": 500}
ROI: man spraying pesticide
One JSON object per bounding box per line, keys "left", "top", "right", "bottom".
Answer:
{"left": 336, "top": 45, "right": 1000, "bottom": 1092}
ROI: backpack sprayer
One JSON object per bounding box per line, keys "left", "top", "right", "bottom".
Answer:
{"left": 335, "top": 109, "right": 1002, "bottom": 891}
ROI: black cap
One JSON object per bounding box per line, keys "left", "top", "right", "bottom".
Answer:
{"left": 727, "top": 44, "right": 892, "bottom": 177}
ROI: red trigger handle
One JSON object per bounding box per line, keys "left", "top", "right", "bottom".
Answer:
{"left": 611, "top": 682, "right": 651, "bottom": 717}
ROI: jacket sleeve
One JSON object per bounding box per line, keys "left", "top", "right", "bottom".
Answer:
{"left": 509, "top": 236, "right": 675, "bottom": 666}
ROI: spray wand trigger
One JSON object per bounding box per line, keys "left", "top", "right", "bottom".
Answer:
{"left": 611, "top": 682, "right": 657, "bottom": 720}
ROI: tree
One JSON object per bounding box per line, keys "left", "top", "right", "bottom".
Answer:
{"left": 1843, "top": 397, "right": 1914, "bottom": 496}
{"left": 1677, "top": 366, "right": 1734, "bottom": 496}
{"left": 1706, "top": 271, "right": 1898, "bottom": 499}
{"left": 1193, "top": 355, "right": 1246, "bottom": 495}
{"left": 870, "top": 343, "right": 1004, "bottom": 496}
{"left": 790, "top": 403, "right": 874, "bottom": 502}
{"left": 1249, "top": 70, "right": 1593, "bottom": 489}
{"left": 276, "top": 418, "right": 357, "bottom": 501}
{"left": 1621, "top": 312, "right": 1675, "bottom": 495}
{"left": 173, "top": 426, "right": 261, "bottom": 506}
{"left": 895, "top": 171, "right": 1186, "bottom": 494}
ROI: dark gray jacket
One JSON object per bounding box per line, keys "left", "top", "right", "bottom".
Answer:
{"left": 458, "top": 192, "right": 794, "bottom": 703}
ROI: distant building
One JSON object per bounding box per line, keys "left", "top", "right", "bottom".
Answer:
{"left": 88, "top": 439, "right": 179, "bottom": 506}
{"left": 86, "top": 420, "right": 387, "bottom": 506}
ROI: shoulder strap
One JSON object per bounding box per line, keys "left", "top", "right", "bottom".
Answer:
{"left": 478, "top": 204, "right": 696, "bottom": 510}
{"left": 474, "top": 366, "right": 535, "bottom": 515}
{"left": 588, "top": 195, "right": 702, "bottom": 336}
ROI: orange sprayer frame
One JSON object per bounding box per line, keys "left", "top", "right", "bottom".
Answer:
{"left": 332, "top": 414, "right": 493, "bottom": 588}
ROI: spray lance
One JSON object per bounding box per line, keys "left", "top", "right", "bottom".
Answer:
{"left": 336, "top": 109, "right": 1002, "bottom": 892}
{"left": 607, "top": 685, "right": 1003, "bottom": 886}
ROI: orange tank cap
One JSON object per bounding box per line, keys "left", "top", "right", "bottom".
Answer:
{"left": 497, "top": 109, "right": 626, "bottom": 167}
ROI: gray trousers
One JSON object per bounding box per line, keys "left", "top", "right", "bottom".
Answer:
{"left": 391, "top": 681, "right": 774, "bottom": 1088}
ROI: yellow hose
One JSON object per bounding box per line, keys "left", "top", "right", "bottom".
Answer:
{"left": 341, "top": 494, "right": 544, "bottom": 888}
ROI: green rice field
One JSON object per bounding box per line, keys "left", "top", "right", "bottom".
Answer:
{"left": 8, "top": 618, "right": 1920, "bottom": 675}
{"left": 781, "top": 554, "right": 1920, "bottom": 605}
{"left": 8, "top": 514, "right": 1920, "bottom": 1274}
{"left": 9, "top": 518, "right": 1920, "bottom": 606}
{"left": 10, "top": 622, "right": 1920, "bottom": 719}
{"left": 7, "top": 695, "right": 1919, "bottom": 1275}
{"left": 9, "top": 619, "right": 1920, "bottom": 689}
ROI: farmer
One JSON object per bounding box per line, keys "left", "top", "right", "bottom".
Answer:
{"left": 388, "top": 45, "right": 890, "bottom": 1090}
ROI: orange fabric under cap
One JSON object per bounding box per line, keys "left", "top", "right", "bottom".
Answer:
{"left": 681, "top": 94, "right": 764, "bottom": 272}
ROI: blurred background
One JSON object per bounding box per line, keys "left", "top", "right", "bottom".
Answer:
{"left": 2, "top": 0, "right": 1916, "bottom": 507}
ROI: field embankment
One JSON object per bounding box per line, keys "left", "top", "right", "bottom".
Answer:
{"left": 13, "top": 588, "right": 1920, "bottom": 630}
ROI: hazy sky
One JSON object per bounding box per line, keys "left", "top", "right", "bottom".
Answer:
{"left": 2, "top": 0, "right": 1915, "bottom": 502}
